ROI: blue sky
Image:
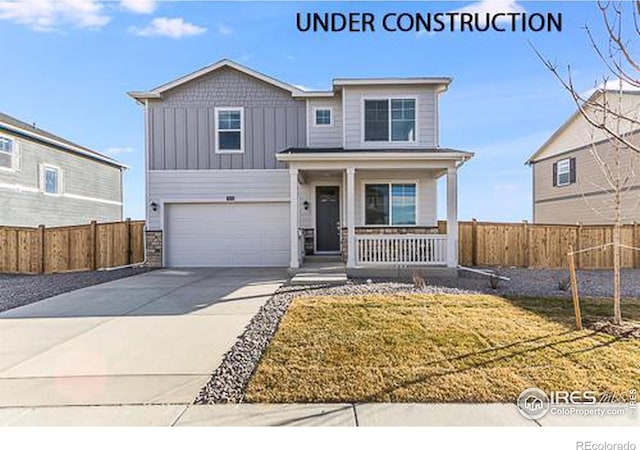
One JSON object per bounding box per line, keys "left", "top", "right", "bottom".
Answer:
{"left": 0, "top": 1, "right": 616, "bottom": 221}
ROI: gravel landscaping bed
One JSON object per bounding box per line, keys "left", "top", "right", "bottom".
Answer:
{"left": 0, "top": 267, "right": 155, "bottom": 313}
{"left": 194, "top": 267, "right": 640, "bottom": 404}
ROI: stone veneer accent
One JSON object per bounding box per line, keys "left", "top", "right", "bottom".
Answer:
{"left": 302, "top": 228, "right": 314, "bottom": 256}
{"left": 145, "top": 230, "right": 163, "bottom": 267}
{"left": 340, "top": 227, "right": 442, "bottom": 262}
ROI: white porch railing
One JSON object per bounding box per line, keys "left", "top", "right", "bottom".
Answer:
{"left": 356, "top": 234, "right": 447, "bottom": 266}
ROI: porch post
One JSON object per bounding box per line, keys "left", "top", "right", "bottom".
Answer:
{"left": 346, "top": 167, "right": 356, "bottom": 268}
{"left": 289, "top": 167, "right": 299, "bottom": 269}
{"left": 446, "top": 166, "right": 458, "bottom": 268}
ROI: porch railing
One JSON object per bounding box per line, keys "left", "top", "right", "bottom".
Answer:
{"left": 356, "top": 234, "right": 447, "bottom": 266}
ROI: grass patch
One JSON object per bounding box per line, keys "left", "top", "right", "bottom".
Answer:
{"left": 245, "top": 294, "right": 640, "bottom": 403}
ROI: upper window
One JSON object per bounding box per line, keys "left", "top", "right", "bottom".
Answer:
{"left": 215, "top": 108, "right": 244, "bottom": 153}
{"left": 364, "top": 98, "right": 416, "bottom": 143}
{"left": 0, "top": 136, "right": 14, "bottom": 169}
{"left": 365, "top": 183, "right": 417, "bottom": 226}
{"left": 42, "top": 166, "right": 61, "bottom": 195}
{"left": 556, "top": 158, "right": 571, "bottom": 186}
{"left": 314, "top": 108, "right": 332, "bottom": 126}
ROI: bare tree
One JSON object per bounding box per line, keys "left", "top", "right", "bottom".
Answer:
{"left": 533, "top": 1, "right": 640, "bottom": 325}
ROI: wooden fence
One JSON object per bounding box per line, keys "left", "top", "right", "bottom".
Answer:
{"left": 0, "top": 219, "right": 145, "bottom": 274}
{"left": 439, "top": 220, "right": 640, "bottom": 269}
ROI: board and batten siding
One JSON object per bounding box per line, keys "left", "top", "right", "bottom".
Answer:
{"left": 533, "top": 133, "right": 640, "bottom": 224}
{"left": 0, "top": 132, "right": 122, "bottom": 227}
{"left": 147, "top": 169, "right": 290, "bottom": 230}
{"left": 147, "top": 67, "right": 306, "bottom": 171}
{"left": 343, "top": 85, "right": 438, "bottom": 150}
{"left": 307, "top": 96, "right": 343, "bottom": 148}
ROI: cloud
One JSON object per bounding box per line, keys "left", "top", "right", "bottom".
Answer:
{"left": 217, "top": 23, "right": 232, "bottom": 35}
{"left": 0, "top": 0, "right": 110, "bottom": 32}
{"left": 293, "top": 84, "right": 311, "bottom": 92}
{"left": 454, "top": 0, "right": 525, "bottom": 22}
{"left": 120, "top": 0, "right": 156, "bottom": 14}
{"left": 132, "top": 17, "right": 206, "bottom": 38}
{"left": 105, "top": 146, "right": 135, "bottom": 156}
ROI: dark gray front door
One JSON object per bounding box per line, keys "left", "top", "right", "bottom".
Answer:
{"left": 316, "top": 186, "right": 340, "bottom": 252}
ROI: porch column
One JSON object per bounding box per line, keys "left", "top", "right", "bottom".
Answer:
{"left": 446, "top": 166, "right": 458, "bottom": 268}
{"left": 289, "top": 168, "right": 299, "bottom": 269}
{"left": 346, "top": 167, "right": 356, "bottom": 268}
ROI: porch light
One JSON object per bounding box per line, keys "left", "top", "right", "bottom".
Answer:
{"left": 303, "top": 200, "right": 310, "bottom": 211}
{"left": 150, "top": 201, "right": 158, "bottom": 212}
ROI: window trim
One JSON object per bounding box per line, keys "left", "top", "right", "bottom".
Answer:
{"left": 40, "top": 164, "right": 63, "bottom": 196}
{"left": 556, "top": 158, "right": 571, "bottom": 187}
{"left": 313, "top": 107, "right": 333, "bottom": 127}
{"left": 0, "top": 133, "right": 17, "bottom": 172}
{"left": 214, "top": 107, "right": 245, "bottom": 154}
{"left": 361, "top": 180, "right": 420, "bottom": 227}
{"left": 361, "top": 96, "right": 419, "bottom": 144}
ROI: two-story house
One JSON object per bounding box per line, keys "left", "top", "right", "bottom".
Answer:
{"left": 527, "top": 87, "right": 640, "bottom": 225}
{"left": 0, "top": 112, "right": 126, "bottom": 227}
{"left": 129, "top": 59, "right": 472, "bottom": 273}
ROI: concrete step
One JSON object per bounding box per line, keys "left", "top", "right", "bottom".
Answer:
{"left": 303, "top": 255, "right": 342, "bottom": 263}
{"left": 290, "top": 272, "right": 348, "bottom": 286}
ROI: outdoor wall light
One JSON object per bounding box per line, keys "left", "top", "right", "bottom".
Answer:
{"left": 150, "top": 201, "right": 158, "bottom": 212}
{"left": 303, "top": 200, "right": 310, "bottom": 211}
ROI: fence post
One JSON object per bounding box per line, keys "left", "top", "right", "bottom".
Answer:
{"left": 576, "top": 222, "right": 582, "bottom": 269}
{"left": 125, "top": 217, "right": 132, "bottom": 265}
{"left": 523, "top": 220, "right": 530, "bottom": 268}
{"left": 634, "top": 221, "right": 639, "bottom": 269}
{"left": 38, "top": 224, "right": 45, "bottom": 274}
{"left": 90, "top": 220, "right": 98, "bottom": 270}
{"left": 471, "top": 218, "right": 478, "bottom": 266}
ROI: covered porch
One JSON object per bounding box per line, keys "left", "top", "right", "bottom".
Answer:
{"left": 277, "top": 149, "right": 473, "bottom": 273}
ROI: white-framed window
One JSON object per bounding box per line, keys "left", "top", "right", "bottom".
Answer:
{"left": 556, "top": 158, "right": 571, "bottom": 186}
{"left": 0, "top": 135, "right": 15, "bottom": 170}
{"left": 364, "top": 182, "right": 417, "bottom": 226}
{"left": 40, "top": 165, "right": 62, "bottom": 195}
{"left": 314, "top": 108, "right": 332, "bottom": 126}
{"left": 363, "top": 98, "right": 416, "bottom": 143}
{"left": 215, "top": 107, "right": 244, "bottom": 153}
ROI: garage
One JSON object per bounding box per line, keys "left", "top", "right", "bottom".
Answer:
{"left": 164, "top": 202, "right": 290, "bottom": 267}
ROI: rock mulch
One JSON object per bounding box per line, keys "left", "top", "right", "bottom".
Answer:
{"left": 0, "top": 267, "right": 154, "bottom": 313}
{"left": 194, "top": 267, "right": 640, "bottom": 404}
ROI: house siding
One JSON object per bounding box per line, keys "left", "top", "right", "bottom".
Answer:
{"left": 0, "top": 132, "right": 122, "bottom": 227}
{"left": 147, "top": 169, "right": 289, "bottom": 230}
{"left": 343, "top": 85, "right": 438, "bottom": 149}
{"left": 532, "top": 134, "right": 640, "bottom": 224}
{"left": 307, "top": 96, "right": 343, "bottom": 148}
{"left": 148, "top": 67, "right": 306, "bottom": 171}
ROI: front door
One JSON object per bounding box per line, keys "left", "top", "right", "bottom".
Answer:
{"left": 315, "top": 186, "right": 340, "bottom": 252}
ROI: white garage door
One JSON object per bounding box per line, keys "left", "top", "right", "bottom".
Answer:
{"left": 165, "top": 202, "right": 290, "bottom": 267}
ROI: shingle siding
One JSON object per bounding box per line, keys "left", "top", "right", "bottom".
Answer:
{"left": 0, "top": 132, "right": 122, "bottom": 227}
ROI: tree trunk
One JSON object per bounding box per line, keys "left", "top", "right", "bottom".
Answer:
{"left": 613, "top": 223, "right": 622, "bottom": 325}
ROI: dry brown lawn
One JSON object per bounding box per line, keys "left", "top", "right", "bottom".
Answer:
{"left": 245, "top": 293, "right": 640, "bottom": 403}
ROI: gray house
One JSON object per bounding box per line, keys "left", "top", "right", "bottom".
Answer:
{"left": 130, "top": 59, "right": 472, "bottom": 272}
{"left": 0, "top": 112, "right": 126, "bottom": 227}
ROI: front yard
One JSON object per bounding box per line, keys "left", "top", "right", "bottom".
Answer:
{"left": 245, "top": 292, "right": 640, "bottom": 403}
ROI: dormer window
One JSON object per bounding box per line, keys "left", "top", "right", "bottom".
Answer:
{"left": 364, "top": 98, "right": 416, "bottom": 143}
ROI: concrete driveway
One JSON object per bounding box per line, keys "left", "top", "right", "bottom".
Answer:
{"left": 0, "top": 268, "right": 285, "bottom": 407}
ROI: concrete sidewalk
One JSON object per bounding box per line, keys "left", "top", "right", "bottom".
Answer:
{"left": 0, "top": 268, "right": 285, "bottom": 408}
{"left": 1, "top": 403, "right": 637, "bottom": 426}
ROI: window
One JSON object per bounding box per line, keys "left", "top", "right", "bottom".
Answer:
{"left": 215, "top": 108, "right": 244, "bottom": 153}
{"left": 365, "top": 183, "right": 417, "bottom": 226}
{"left": 314, "top": 108, "right": 332, "bottom": 126}
{"left": 41, "top": 166, "right": 61, "bottom": 195}
{"left": 0, "top": 136, "right": 14, "bottom": 169}
{"left": 556, "top": 158, "right": 571, "bottom": 186}
{"left": 364, "top": 98, "right": 416, "bottom": 142}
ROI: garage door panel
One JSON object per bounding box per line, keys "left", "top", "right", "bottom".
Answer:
{"left": 165, "top": 203, "right": 290, "bottom": 267}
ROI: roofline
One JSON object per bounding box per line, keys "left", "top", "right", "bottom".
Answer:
{"left": 0, "top": 121, "right": 128, "bottom": 169}
{"left": 333, "top": 77, "right": 452, "bottom": 87}
{"left": 129, "top": 59, "right": 307, "bottom": 101}
{"left": 277, "top": 151, "right": 473, "bottom": 162}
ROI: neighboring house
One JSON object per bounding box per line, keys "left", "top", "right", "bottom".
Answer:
{"left": 0, "top": 112, "right": 126, "bottom": 227}
{"left": 129, "top": 59, "right": 472, "bottom": 272}
{"left": 527, "top": 88, "right": 640, "bottom": 225}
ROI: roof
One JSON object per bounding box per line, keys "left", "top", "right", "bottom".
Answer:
{"left": 0, "top": 112, "right": 127, "bottom": 169}
{"left": 527, "top": 88, "right": 640, "bottom": 164}
{"left": 129, "top": 59, "right": 452, "bottom": 101}
{"left": 281, "top": 147, "right": 470, "bottom": 154}
{"left": 278, "top": 147, "right": 474, "bottom": 163}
